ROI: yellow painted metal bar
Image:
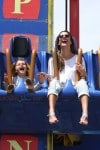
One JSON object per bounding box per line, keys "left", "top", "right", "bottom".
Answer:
{"left": 48, "top": 0, "right": 53, "bottom": 52}
{"left": 47, "top": 1, "right": 54, "bottom": 149}
{"left": 47, "top": 133, "right": 53, "bottom": 150}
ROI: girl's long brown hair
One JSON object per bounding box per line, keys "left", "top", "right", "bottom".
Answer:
{"left": 12, "top": 60, "right": 30, "bottom": 77}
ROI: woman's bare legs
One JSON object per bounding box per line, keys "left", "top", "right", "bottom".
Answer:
{"left": 48, "top": 94, "right": 59, "bottom": 124}
{"left": 80, "top": 95, "right": 88, "bottom": 125}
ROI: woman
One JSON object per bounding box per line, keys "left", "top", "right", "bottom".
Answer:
{"left": 47, "top": 30, "right": 89, "bottom": 125}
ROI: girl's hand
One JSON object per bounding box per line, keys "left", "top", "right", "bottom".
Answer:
{"left": 4, "top": 73, "right": 8, "bottom": 83}
{"left": 37, "top": 72, "right": 51, "bottom": 84}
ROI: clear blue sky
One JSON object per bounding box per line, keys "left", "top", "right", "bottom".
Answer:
{"left": 54, "top": 0, "right": 100, "bottom": 52}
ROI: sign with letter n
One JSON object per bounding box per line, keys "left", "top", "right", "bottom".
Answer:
{"left": 0, "top": 135, "right": 38, "bottom": 150}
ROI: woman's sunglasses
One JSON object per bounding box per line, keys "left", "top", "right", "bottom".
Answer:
{"left": 59, "top": 34, "right": 70, "bottom": 38}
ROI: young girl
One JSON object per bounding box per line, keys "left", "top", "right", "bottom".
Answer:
{"left": 4, "top": 58, "right": 46, "bottom": 93}
{"left": 47, "top": 30, "right": 89, "bottom": 125}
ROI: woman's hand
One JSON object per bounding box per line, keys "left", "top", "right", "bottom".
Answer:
{"left": 75, "top": 63, "right": 86, "bottom": 77}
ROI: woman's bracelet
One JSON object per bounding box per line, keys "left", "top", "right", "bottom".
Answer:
{"left": 81, "top": 76, "right": 86, "bottom": 79}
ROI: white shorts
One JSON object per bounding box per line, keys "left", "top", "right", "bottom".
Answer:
{"left": 48, "top": 78, "right": 89, "bottom": 98}
{"left": 74, "top": 79, "right": 89, "bottom": 98}
{"left": 48, "top": 78, "right": 62, "bottom": 96}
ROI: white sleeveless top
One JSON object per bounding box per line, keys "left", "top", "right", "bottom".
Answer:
{"left": 48, "top": 55, "right": 86, "bottom": 85}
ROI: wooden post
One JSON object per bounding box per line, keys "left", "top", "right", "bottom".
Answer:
{"left": 75, "top": 48, "right": 82, "bottom": 81}
{"left": 6, "top": 48, "right": 12, "bottom": 84}
{"left": 29, "top": 49, "right": 36, "bottom": 81}
{"left": 52, "top": 48, "right": 59, "bottom": 79}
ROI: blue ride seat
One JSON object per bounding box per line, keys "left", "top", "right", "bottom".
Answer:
{"left": 81, "top": 50, "right": 100, "bottom": 133}
{"left": 58, "top": 51, "right": 92, "bottom": 100}
{"left": 86, "top": 50, "right": 100, "bottom": 97}
{"left": 34, "top": 51, "right": 51, "bottom": 96}
{"left": 42, "top": 50, "right": 100, "bottom": 133}
{"left": 6, "top": 35, "right": 36, "bottom": 94}
{"left": 0, "top": 53, "right": 7, "bottom": 95}
{"left": 83, "top": 50, "right": 93, "bottom": 91}
{"left": 42, "top": 50, "right": 77, "bottom": 99}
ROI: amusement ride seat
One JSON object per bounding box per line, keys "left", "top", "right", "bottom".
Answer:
{"left": 5, "top": 35, "right": 36, "bottom": 93}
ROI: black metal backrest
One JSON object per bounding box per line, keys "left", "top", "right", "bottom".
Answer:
{"left": 10, "top": 35, "right": 32, "bottom": 58}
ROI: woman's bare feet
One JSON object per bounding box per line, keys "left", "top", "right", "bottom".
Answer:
{"left": 48, "top": 112, "right": 59, "bottom": 124}
{"left": 79, "top": 114, "right": 88, "bottom": 125}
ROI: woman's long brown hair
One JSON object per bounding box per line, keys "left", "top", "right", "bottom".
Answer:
{"left": 55, "top": 30, "right": 77, "bottom": 72}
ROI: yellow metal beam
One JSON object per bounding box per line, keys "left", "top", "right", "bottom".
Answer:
{"left": 47, "top": 133, "right": 53, "bottom": 150}
{"left": 48, "top": 0, "right": 53, "bottom": 52}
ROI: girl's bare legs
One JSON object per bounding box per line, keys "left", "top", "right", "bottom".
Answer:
{"left": 48, "top": 94, "right": 59, "bottom": 124}
{"left": 80, "top": 95, "right": 88, "bottom": 125}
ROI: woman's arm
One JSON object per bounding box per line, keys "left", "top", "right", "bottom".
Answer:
{"left": 76, "top": 57, "right": 87, "bottom": 79}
